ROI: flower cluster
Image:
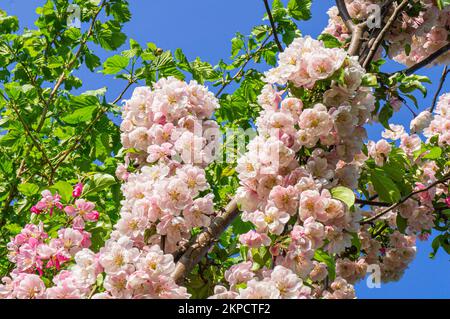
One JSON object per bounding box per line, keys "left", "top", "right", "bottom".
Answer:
{"left": 210, "top": 264, "right": 313, "bottom": 299}
{"left": 374, "top": 93, "right": 450, "bottom": 234}
{"left": 1, "top": 76, "right": 220, "bottom": 299}
{"left": 424, "top": 93, "right": 450, "bottom": 146}
{"left": 264, "top": 36, "right": 348, "bottom": 89}
{"left": 53, "top": 77, "right": 220, "bottom": 298}
{"left": 346, "top": 92, "right": 450, "bottom": 283}
{"left": 323, "top": 1, "right": 450, "bottom": 66}
{"left": 211, "top": 37, "right": 373, "bottom": 299}
{"left": 117, "top": 77, "right": 219, "bottom": 253}
{"left": 0, "top": 184, "right": 100, "bottom": 298}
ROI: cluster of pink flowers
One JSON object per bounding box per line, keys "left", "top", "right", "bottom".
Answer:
{"left": 356, "top": 228, "right": 417, "bottom": 283}
{"left": 323, "top": 0, "right": 450, "bottom": 66}
{"left": 30, "top": 190, "right": 63, "bottom": 216}
{"left": 1, "top": 242, "right": 187, "bottom": 299}
{"left": 0, "top": 184, "right": 102, "bottom": 298}
{"left": 210, "top": 264, "right": 313, "bottom": 299}
{"left": 119, "top": 76, "right": 219, "bottom": 166}
{"left": 424, "top": 93, "right": 450, "bottom": 146}
{"left": 57, "top": 77, "right": 220, "bottom": 298}
{"left": 2, "top": 77, "right": 220, "bottom": 299}
{"left": 213, "top": 36, "right": 450, "bottom": 299}
{"left": 212, "top": 37, "right": 373, "bottom": 299}
{"left": 343, "top": 92, "right": 450, "bottom": 284}
{"left": 375, "top": 93, "right": 450, "bottom": 235}
{"left": 117, "top": 77, "right": 219, "bottom": 253}
{"left": 264, "top": 36, "right": 349, "bottom": 89}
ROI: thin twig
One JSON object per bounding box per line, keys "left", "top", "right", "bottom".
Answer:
{"left": 262, "top": 0, "right": 283, "bottom": 52}
{"left": 430, "top": 65, "right": 448, "bottom": 113}
{"left": 372, "top": 223, "right": 388, "bottom": 238}
{"left": 355, "top": 198, "right": 391, "bottom": 207}
{"left": 35, "top": 0, "right": 107, "bottom": 132}
{"left": 9, "top": 103, "right": 54, "bottom": 173}
{"left": 215, "top": 33, "right": 272, "bottom": 97}
{"left": 394, "top": 43, "right": 450, "bottom": 76}
{"left": 51, "top": 80, "right": 135, "bottom": 169}
{"left": 359, "top": 0, "right": 396, "bottom": 62}
{"left": 335, "top": 0, "right": 367, "bottom": 56}
{"left": 359, "top": 194, "right": 379, "bottom": 208}
{"left": 335, "top": 0, "right": 355, "bottom": 32}
{"left": 362, "top": 0, "right": 409, "bottom": 69}
{"left": 361, "top": 174, "right": 450, "bottom": 224}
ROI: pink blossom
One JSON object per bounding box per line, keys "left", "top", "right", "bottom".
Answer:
{"left": 14, "top": 274, "right": 46, "bottom": 299}
{"left": 239, "top": 230, "right": 271, "bottom": 248}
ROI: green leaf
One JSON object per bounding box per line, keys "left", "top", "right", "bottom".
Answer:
{"left": 404, "top": 43, "right": 411, "bottom": 56}
{"left": 262, "top": 47, "right": 277, "bottom": 66}
{"left": 85, "top": 51, "right": 101, "bottom": 71}
{"left": 0, "top": 10, "right": 19, "bottom": 33}
{"left": 351, "top": 232, "right": 361, "bottom": 253}
{"left": 430, "top": 235, "right": 442, "bottom": 258}
{"left": 437, "top": 0, "right": 450, "bottom": 9}
{"left": 314, "top": 250, "right": 336, "bottom": 281}
{"left": 95, "top": 21, "right": 126, "bottom": 51}
{"left": 109, "top": 1, "right": 131, "bottom": 23}
{"left": 69, "top": 94, "right": 100, "bottom": 109}
{"left": 423, "top": 146, "right": 442, "bottom": 159}
{"left": 18, "top": 183, "right": 39, "bottom": 197}
{"left": 50, "top": 181, "right": 73, "bottom": 203}
{"left": 190, "top": 58, "right": 221, "bottom": 84}
{"left": 231, "top": 217, "right": 254, "bottom": 235}
{"left": 318, "top": 33, "right": 342, "bottom": 48}
{"left": 287, "top": 0, "right": 312, "bottom": 21}
{"left": 102, "top": 55, "right": 129, "bottom": 74}
{"left": 362, "top": 73, "right": 378, "bottom": 87}
{"left": 82, "top": 173, "right": 116, "bottom": 197}
{"left": 331, "top": 186, "right": 355, "bottom": 208}
{"left": 382, "top": 161, "right": 405, "bottom": 182}
{"left": 62, "top": 105, "right": 97, "bottom": 124}
{"left": 378, "top": 103, "right": 393, "bottom": 129}
{"left": 371, "top": 169, "right": 401, "bottom": 203}
{"left": 231, "top": 36, "right": 244, "bottom": 58}
{"left": 4, "top": 223, "right": 23, "bottom": 235}
{"left": 396, "top": 214, "right": 407, "bottom": 234}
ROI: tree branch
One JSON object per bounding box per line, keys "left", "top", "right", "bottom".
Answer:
{"left": 335, "top": 0, "right": 355, "bottom": 32}
{"left": 362, "top": 0, "right": 409, "bottom": 69}
{"left": 359, "top": 0, "right": 396, "bottom": 62}
{"left": 9, "top": 103, "right": 54, "bottom": 175}
{"left": 430, "top": 65, "right": 448, "bottom": 113}
{"left": 348, "top": 24, "right": 367, "bottom": 57}
{"left": 171, "top": 197, "right": 239, "bottom": 284}
{"left": 394, "top": 43, "right": 450, "bottom": 76}
{"left": 0, "top": 2, "right": 108, "bottom": 222}
{"left": 361, "top": 174, "right": 450, "bottom": 224}
{"left": 335, "top": 0, "right": 366, "bottom": 56}
{"left": 355, "top": 198, "right": 391, "bottom": 207}
{"left": 215, "top": 33, "right": 272, "bottom": 97}
{"left": 262, "top": 0, "right": 283, "bottom": 52}
{"left": 35, "top": 0, "right": 107, "bottom": 132}
{"left": 51, "top": 79, "right": 135, "bottom": 170}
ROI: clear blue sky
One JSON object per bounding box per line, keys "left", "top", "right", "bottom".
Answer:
{"left": 3, "top": 0, "right": 449, "bottom": 298}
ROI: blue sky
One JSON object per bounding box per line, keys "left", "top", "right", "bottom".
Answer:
{"left": 2, "top": 0, "right": 449, "bottom": 298}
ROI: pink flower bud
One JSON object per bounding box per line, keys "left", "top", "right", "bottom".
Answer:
{"left": 30, "top": 205, "right": 42, "bottom": 214}
{"left": 72, "top": 183, "right": 83, "bottom": 198}
{"left": 445, "top": 197, "right": 450, "bottom": 208}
